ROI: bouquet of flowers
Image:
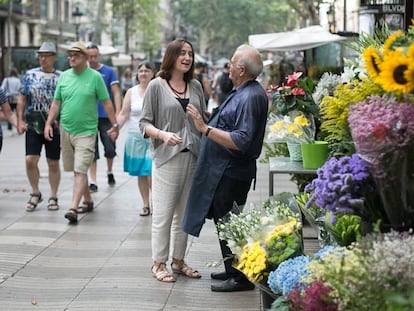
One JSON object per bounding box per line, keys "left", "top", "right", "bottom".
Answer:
{"left": 268, "top": 231, "right": 414, "bottom": 311}
{"left": 267, "top": 72, "right": 318, "bottom": 117}
{"left": 304, "top": 153, "right": 386, "bottom": 225}
{"left": 267, "top": 111, "right": 315, "bottom": 144}
{"left": 346, "top": 23, "right": 414, "bottom": 231}
{"left": 348, "top": 95, "right": 414, "bottom": 231}
{"left": 216, "top": 194, "right": 303, "bottom": 283}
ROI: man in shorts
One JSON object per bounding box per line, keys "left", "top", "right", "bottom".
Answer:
{"left": 16, "top": 42, "right": 61, "bottom": 212}
{"left": 44, "top": 42, "right": 119, "bottom": 224}
{"left": 87, "top": 44, "right": 122, "bottom": 192}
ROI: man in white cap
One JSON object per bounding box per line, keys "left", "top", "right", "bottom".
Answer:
{"left": 17, "top": 42, "right": 62, "bottom": 212}
{"left": 44, "top": 42, "right": 119, "bottom": 224}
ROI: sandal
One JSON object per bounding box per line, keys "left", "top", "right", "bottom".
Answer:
{"left": 47, "top": 197, "right": 59, "bottom": 211}
{"left": 26, "top": 193, "right": 43, "bottom": 211}
{"left": 151, "top": 263, "right": 176, "bottom": 283}
{"left": 75, "top": 201, "right": 94, "bottom": 214}
{"left": 64, "top": 209, "right": 78, "bottom": 223}
{"left": 139, "top": 206, "right": 151, "bottom": 217}
{"left": 171, "top": 260, "right": 202, "bottom": 279}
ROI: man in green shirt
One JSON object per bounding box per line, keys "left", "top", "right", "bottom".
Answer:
{"left": 44, "top": 42, "right": 119, "bottom": 224}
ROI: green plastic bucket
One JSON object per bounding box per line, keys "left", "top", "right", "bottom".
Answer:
{"left": 301, "top": 141, "right": 328, "bottom": 169}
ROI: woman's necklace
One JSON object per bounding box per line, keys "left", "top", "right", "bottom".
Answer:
{"left": 167, "top": 80, "right": 187, "bottom": 98}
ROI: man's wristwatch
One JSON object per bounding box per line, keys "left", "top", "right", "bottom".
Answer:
{"left": 205, "top": 126, "right": 213, "bottom": 137}
{"left": 112, "top": 123, "right": 119, "bottom": 129}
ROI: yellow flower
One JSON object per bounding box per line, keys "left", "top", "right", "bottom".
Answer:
{"left": 269, "top": 120, "right": 285, "bottom": 131}
{"left": 362, "top": 47, "right": 382, "bottom": 81}
{"left": 294, "top": 115, "right": 309, "bottom": 127}
{"left": 288, "top": 123, "right": 303, "bottom": 136}
{"left": 377, "top": 49, "right": 414, "bottom": 93}
{"left": 383, "top": 30, "right": 404, "bottom": 53}
{"left": 236, "top": 242, "right": 267, "bottom": 282}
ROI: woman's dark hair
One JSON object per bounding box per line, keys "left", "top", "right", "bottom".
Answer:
{"left": 157, "top": 39, "right": 195, "bottom": 83}
{"left": 10, "top": 68, "right": 18, "bottom": 77}
{"left": 136, "top": 61, "right": 155, "bottom": 81}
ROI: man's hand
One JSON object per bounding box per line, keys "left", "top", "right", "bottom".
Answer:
{"left": 44, "top": 124, "right": 54, "bottom": 141}
{"left": 187, "top": 103, "right": 208, "bottom": 134}
{"left": 107, "top": 126, "right": 119, "bottom": 141}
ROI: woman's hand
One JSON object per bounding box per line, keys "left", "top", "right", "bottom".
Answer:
{"left": 159, "top": 130, "right": 183, "bottom": 146}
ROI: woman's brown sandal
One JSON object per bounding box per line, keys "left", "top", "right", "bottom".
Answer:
{"left": 26, "top": 193, "right": 43, "bottom": 211}
{"left": 171, "top": 260, "right": 202, "bottom": 279}
{"left": 75, "top": 201, "right": 94, "bottom": 214}
{"left": 139, "top": 206, "right": 151, "bottom": 216}
{"left": 151, "top": 263, "right": 176, "bottom": 283}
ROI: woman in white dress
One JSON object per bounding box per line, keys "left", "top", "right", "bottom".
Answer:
{"left": 116, "top": 62, "right": 155, "bottom": 216}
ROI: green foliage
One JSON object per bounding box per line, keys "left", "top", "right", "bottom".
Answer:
{"left": 385, "top": 287, "right": 414, "bottom": 311}
{"left": 171, "top": 0, "right": 297, "bottom": 59}
{"left": 111, "top": 0, "right": 161, "bottom": 55}
{"left": 325, "top": 212, "right": 362, "bottom": 246}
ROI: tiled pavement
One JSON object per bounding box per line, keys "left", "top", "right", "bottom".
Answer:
{"left": 0, "top": 123, "right": 318, "bottom": 310}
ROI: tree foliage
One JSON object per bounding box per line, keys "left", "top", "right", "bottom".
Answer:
{"left": 171, "top": 0, "right": 322, "bottom": 60}
{"left": 111, "top": 0, "right": 162, "bottom": 56}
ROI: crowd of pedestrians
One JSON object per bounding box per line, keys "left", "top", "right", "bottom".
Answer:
{"left": 0, "top": 39, "right": 268, "bottom": 294}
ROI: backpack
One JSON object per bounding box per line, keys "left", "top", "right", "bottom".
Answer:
{"left": 219, "top": 71, "right": 233, "bottom": 93}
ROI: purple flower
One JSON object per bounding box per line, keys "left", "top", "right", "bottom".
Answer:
{"left": 305, "top": 154, "right": 378, "bottom": 221}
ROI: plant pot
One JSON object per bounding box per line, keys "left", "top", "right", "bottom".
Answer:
{"left": 301, "top": 141, "right": 328, "bottom": 169}
{"left": 287, "top": 142, "right": 302, "bottom": 162}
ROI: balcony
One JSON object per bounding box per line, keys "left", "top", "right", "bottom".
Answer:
{"left": 360, "top": 0, "right": 403, "bottom": 4}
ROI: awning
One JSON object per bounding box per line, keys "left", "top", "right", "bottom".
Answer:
{"left": 248, "top": 25, "right": 347, "bottom": 52}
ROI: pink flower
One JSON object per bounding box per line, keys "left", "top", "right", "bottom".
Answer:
{"left": 286, "top": 72, "right": 303, "bottom": 86}
{"left": 291, "top": 87, "right": 305, "bottom": 95}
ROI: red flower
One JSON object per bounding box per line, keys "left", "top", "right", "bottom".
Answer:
{"left": 372, "top": 123, "right": 388, "bottom": 140}
{"left": 291, "top": 87, "right": 305, "bottom": 95}
{"left": 286, "top": 72, "right": 303, "bottom": 86}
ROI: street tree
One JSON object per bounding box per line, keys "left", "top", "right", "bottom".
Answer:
{"left": 111, "top": 0, "right": 162, "bottom": 57}
{"left": 170, "top": 0, "right": 322, "bottom": 60}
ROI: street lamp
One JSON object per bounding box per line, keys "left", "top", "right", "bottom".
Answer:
{"left": 72, "top": 5, "right": 83, "bottom": 41}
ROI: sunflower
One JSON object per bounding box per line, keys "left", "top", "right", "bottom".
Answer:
{"left": 382, "top": 30, "right": 404, "bottom": 53}
{"left": 362, "top": 47, "right": 382, "bottom": 81}
{"left": 404, "top": 64, "right": 414, "bottom": 93}
{"left": 377, "top": 50, "right": 414, "bottom": 93}
{"left": 408, "top": 42, "right": 414, "bottom": 60}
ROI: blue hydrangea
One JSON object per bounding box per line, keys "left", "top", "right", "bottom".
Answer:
{"left": 267, "top": 255, "right": 310, "bottom": 295}
{"left": 314, "top": 245, "right": 336, "bottom": 259}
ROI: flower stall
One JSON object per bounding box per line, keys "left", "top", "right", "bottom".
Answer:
{"left": 218, "top": 23, "right": 414, "bottom": 311}
{"left": 257, "top": 23, "right": 414, "bottom": 311}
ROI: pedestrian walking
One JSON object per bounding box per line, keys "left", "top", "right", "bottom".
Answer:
{"left": 116, "top": 62, "right": 154, "bottom": 216}
{"left": 183, "top": 44, "right": 268, "bottom": 292}
{"left": 16, "top": 42, "right": 62, "bottom": 211}
{"left": 121, "top": 67, "right": 134, "bottom": 97}
{"left": 1, "top": 68, "right": 20, "bottom": 131}
{"left": 44, "top": 42, "right": 119, "bottom": 224}
{"left": 139, "top": 39, "right": 206, "bottom": 282}
{"left": 0, "top": 87, "right": 17, "bottom": 153}
{"left": 87, "top": 44, "right": 122, "bottom": 192}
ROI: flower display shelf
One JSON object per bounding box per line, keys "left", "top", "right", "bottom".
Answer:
{"left": 256, "top": 281, "right": 280, "bottom": 310}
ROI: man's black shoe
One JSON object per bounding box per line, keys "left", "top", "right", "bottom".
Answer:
{"left": 210, "top": 271, "right": 230, "bottom": 280}
{"left": 211, "top": 277, "right": 255, "bottom": 292}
